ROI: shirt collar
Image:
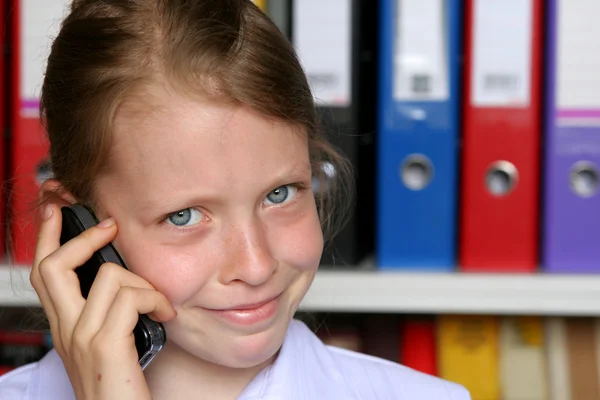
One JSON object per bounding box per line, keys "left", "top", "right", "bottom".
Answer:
{"left": 36, "top": 319, "right": 358, "bottom": 400}
{"left": 237, "top": 319, "right": 358, "bottom": 400}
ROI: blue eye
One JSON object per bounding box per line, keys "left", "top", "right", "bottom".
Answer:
{"left": 264, "top": 185, "right": 298, "bottom": 205}
{"left": 167, "top": 208, "right": 203, "bottom": 227}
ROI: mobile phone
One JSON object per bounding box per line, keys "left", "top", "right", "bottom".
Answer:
{"left": 59, "top": 204, "right": 166, "bottom": 370}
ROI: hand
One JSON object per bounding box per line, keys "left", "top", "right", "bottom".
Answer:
{"left": 30, "top": 203, "right": 177, "bottom": 400}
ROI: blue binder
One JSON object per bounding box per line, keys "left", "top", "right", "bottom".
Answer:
{"left": 376, "top": 0, "right": 462, "bottom": 270}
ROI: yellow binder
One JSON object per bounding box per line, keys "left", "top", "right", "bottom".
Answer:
{"left": 252, "top": 0, "right": 267, "bottom": 11}
{"left": 438, "top": 315, "right": 500, "bottom": 400}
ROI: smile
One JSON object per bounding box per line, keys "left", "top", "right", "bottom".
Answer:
{"left": 201, "top": 292, "right": 283, "bottom": 327}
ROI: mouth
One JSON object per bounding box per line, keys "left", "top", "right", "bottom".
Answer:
{"left": 201, "top": 292, "right": 283, "bottom": 327}
{"left": 219, "top": 293, "right": 282, "bottom": 311}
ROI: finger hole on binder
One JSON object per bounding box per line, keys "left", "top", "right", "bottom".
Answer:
{"left": 485, "top": 160, "right": 519, "bottom": 197}
{"left": 400, "top": 154, "right": 434, "bottom": 191}
{"left": 570, "top": 161, "right": 598, "bottom": 198}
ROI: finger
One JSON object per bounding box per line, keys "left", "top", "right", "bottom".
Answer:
{"left": 33, "top": 203, "right": 63, "bottom": 267}
{"left": 74, "top": 262, "right": 158, "bottom": 338}
{"left": 99, "top": 287, "right": 176, "bottom": 341}
{"left": 31, "top": 203, "right": 63, "bottom": 335}
{"left": 38, "top": 212, "right": 118, "bottom": 327}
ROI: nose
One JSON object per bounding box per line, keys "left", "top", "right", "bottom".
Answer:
{"left": 218, "top": 217, "right": 279, "bottom": 286}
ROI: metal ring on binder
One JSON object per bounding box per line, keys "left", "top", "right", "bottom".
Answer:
{"left": 569, "top": 161, "right": 598, "bottom": 198}
{"left": 485, "top": 160, "right": 518, "bottom": 196}
{"left": 400, "top": 154, "right": 434, "bottom": 190}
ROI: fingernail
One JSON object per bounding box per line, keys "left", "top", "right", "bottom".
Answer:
{"left": 98, "top": 217, "right": 115, "bottom": 228}
{"left": 43, "top": 204, "right": 53, "bottom": 220}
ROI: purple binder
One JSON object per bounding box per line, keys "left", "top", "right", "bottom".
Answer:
{"left": 543, "top": 0, "right": 600, "bottom": 273}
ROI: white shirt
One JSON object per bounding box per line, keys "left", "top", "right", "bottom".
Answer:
{"left": 0, "top": 319, "right": 471, "bottom": 399}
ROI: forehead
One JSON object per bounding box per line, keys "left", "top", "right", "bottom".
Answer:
{"left": 107, "top": 90, "right": 310, "bottom": 199}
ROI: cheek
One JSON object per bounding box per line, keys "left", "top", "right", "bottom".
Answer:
{"left": 114, "top": 236, "right": 213, "bottom": 305}
{"left": 270, "top": 208, "right": 324, "bottom": 272}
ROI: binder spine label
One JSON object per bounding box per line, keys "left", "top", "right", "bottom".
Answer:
{"left": 22, "top": 0, "right": 68, "bottom": 117}
{"left": 471, "top": 0, "right": 533, "bottom": 107}
{"left": 394, "top": 0, "right": 448, "bottom": 102}
{"left": 556, "top": 0, "right": 600, "bottom": 127}
{"left": 292, "top": 0, "right": 352, "bottom": 107}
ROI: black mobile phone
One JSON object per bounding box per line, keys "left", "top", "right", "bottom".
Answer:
{"left": 59, "top": 204, "right": 166, "bottom": 370}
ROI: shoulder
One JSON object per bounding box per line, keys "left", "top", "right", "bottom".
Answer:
{"left": 0, "top": 362, "right": 37, "bottom": 399}
{"left": 326, "top": 345, "right": 471, "bottom": 400}
{"left": 282, "top": 320, "right": 471, "bottom": 400}
{"left": 0, "top": 349, "right": 75, "bottom": 400}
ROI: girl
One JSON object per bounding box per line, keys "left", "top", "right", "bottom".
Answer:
{"left": 0, "top": 1, "right": 470, "bottom": 399}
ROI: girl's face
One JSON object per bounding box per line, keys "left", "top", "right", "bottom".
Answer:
{"left": 93, "top": 88, "right": 324, "bottom": 369}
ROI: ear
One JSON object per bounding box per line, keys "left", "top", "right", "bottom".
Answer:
{"left": 38, "top": 179, "right": 77, "bottom": 208}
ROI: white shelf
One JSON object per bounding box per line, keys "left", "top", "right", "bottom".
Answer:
{"left": 0, "top": 265, "right": 39, "bottom": 306}
{"left": 301, "top": 269, "right": 600, "bottom": 316}
{"left": 3, "top": 264, "right": 600, "bottom": 316}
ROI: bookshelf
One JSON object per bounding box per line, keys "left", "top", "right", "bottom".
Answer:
{"left": 2, "top": 262, "right": 600, "bottom": 316}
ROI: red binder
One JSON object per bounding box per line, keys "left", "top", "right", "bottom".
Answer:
{"left": 400, "top": 317, "right": 437, "bottom": 376}
{"left": 459, "top": 0, "right": 543, "bottom": 272}
{"left": 9, "top": 1, "right": 54, "bottom": 264}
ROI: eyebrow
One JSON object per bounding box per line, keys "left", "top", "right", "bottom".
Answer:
{"left": 136, "top": 161, "right": 313, "bottom": 214}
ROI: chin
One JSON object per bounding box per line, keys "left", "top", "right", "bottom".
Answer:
{"left": 222, "top": 320, "right": 289, "bottom": 368}
{"left": 166, "top": 308, "right": 293, "bottom": 370}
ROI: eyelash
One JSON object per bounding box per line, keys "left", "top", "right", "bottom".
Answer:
{"left": 157, "top": 208, "right": 207, "bottom": 232}
{"left": 263, "top": 182, "right": 307, "bottom": 208}
{"left": 157, "top": 182, "right": 309, "bottom": 229}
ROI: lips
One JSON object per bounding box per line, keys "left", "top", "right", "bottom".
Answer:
{"left": 201, "top": 292, "right": 283, "bottom": 327}
{"left": 219, "top": 294, "right": 281, "bottom": 311}
{"left": 204, "top": 292, "right": 283, "bottom": 312}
